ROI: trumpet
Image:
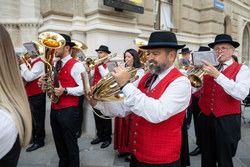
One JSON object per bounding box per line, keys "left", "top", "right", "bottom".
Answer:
{"left": 38, "top": 32, "right": 65, "bottom": 104}
{"left": 187, "top": 67, "right": 205, "bottom": 88}
{"left": 86, "top": 53, "right": 117, "bottom": 70}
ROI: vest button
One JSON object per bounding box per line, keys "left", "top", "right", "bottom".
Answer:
{"left": 212, "top": 94, "right": 214, "bottom": 96}
{"left": 213, "top": 89, "right": 215, "bottom": 91}
{"left": 134, "top": 132, "right": 137, "bottom": 135}
{"left": 134, "top": 141, "right": 136, "bottom": 144}
{"left": 138, "top": 115, "right": 140, "bottom": 118}
{"left": 212, "top": 99, "right": 214, "bottom": 101}
{"left": 134, "top": 149, "right": 136, "bottom": 152}
{"left": 214, "top": 85, "right": 216, "bottom": 87}
{"left": 136, "top": 123, "right": 138, "bottom": 126}
{"left": 211, "top": 108, "right": 213, "bottom": 111}
{"left": 151, "top": 91, "right": 154, "bottom": 93}
{"left": 211, "top": 103, "right": 214, "bottom": 105}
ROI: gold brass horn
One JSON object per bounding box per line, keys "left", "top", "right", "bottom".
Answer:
{"left": 86, "top": 53, "right": 117, "bottom": 70}
{"left": 38, "top": 32, "right": 66, "bottom": 104}
{"left": 134, "top": 38, "right": 148, "bottom": 66}
{"left": 91, "top": 67, "right": 140, "bottom": 102}
{"left": 187, "top": 67, "right": 205, "bottom": 88}
{"left": 71, "top": 40, "right": 88, "bottom": 59}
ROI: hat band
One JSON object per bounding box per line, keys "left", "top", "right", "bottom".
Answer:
{"left": 147, "top": 42, "right": 179, "bottom": 46}
{"left": 213, "top": 39, "right": 233, "bottom": 43}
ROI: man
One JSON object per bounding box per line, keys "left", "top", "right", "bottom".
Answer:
{"left": 189, "top": 46, "right": 210, "bottom": 157}
{"left": 50, "top": 34, "right": 85, "bottom": 167}
{"left": 88, "top": 45, "right": 112, "bottom": 149}
{"left": 87, "top": 31, "right": 192, "bottom": 166}
{"left": 179, "top": 47, "right": 192, "bottom": 59}
{"left": 198, "top": 34, "right": 250, "bottom": 167}
{"left": 18, "top": 43, "right": 46, "bottom": 152}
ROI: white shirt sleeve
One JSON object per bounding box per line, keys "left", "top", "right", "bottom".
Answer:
{"left": 67, "top": 62, "right": 85, "bottom": 96}
{"left": 122, "top": 76, "right": 191, "bottom": 123}
{"left": 20, "top": 61, "right": 45, "bottom": 82}
{"left": 215, "top": 65, "right": 250, "bottom": 100}
{"left": 98, "top": 65, "right": 110, "bottom": 77}
{"left": 0, "top": 109, "right": 18, "bottom": 159}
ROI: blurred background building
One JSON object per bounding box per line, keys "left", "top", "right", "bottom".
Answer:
{"left": 0, "top": 0, "right": 249, "bottom": 136}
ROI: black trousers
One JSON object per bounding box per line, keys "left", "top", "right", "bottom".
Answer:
{"left": 190, "top": 95, "right": 201, "bottom": 147}
{"left": 180, "top": 116, "right": 190, "bottom": 167}
{"left": 130, "top": 155, "right": 181, "bottom": 167}
{"left": 50, "top": 106, "right": 80, "bottom": 167}
{"left": 0, "top": 136, "right": 21, "bottom": 167}
{"left": 28, "top": 92, "right": 46, "bottom": 145}
{"left": 93, "top": 109, "right": 112, "bottom": 142}
{"left": 76, "top": 95, "right": 84, "bottom": 135}
{"left": 200, "top": 113, "right": 241, "bottom": 167}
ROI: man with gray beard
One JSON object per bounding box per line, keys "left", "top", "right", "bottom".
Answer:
{"left": 86, "top": 31, "right": 191, "bottom": 167}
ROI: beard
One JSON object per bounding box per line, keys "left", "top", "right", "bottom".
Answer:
{"left": 148, "top": 56, "right": 170, "bottom": 75}
{"left": 55, "top": 49, "right": 65, "bottom": 58}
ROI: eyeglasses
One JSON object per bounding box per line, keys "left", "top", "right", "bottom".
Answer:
{"left": 214, "top": 47, "right": 231, "bottom": 52}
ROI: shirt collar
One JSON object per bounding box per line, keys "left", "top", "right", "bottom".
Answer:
{"left": 60, "top": 54, "right": 71, "bottom": 65}
{"left": 223, "top": 59, "right": 233, "bottom": 67}
{"left": 157, "top": 65, "right": 175, "bottom": 81}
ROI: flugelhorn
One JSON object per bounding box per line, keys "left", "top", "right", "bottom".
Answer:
{"left": 38, "top": 32, "right": 65, "bottom": 104}
{"left": 86, "top": 53, "right": 117, "bottom": 70}
{"left": 71, "top": 40, "right": 88, "bottom": 59}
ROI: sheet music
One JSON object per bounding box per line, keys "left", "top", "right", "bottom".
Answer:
{"left": 23, "top": 42, "right": 40, "bottom": 56}
{"left": 192, "top": 51, "right": 218, "bottom": 66}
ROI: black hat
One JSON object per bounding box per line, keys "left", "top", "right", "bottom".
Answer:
{"left": 198, "top": 46, "right": 210, "bottom": 52}
{"left": 139, "top": 31, "right": 186, "bottom": 50}
{"left": 208, "top": 34, "right": 239, "bottom": 48}
{"left": 179, "top": 48, "right": 192, "bottom": 54}
{"left": 95, "top": 45, "right": 111, "bottom": 54}
{"left": 60, "top": 34, "right": 76, "bottom": 47}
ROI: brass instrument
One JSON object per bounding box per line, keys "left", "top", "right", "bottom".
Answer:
{"left": 38, "top": 32, "right": 66, "bottom": 104}
{"left": 91, "top": 67, "right": 140, "bottom": 102}
{"left": 22, "top": 52, "right": 31, "bottom": 71}
{"left": 71, "top": 40, "right": 88, "bottom": 59}
{"left": 187, "top": 67, "right": 205, "bottom": 88}
{"left": 86, "top": 53, "right": 117, "bottom": 70}
{"left": 134, "top": 38, "right": 148, "bottom": 66}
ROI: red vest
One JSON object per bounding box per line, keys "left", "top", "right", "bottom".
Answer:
{"left": 193, "top": 88, "right": 202, "bottom": 98}
{"left": 92, "top": 64, "right": 107, "bottom": 86}
{"left": 25, "top": 58, "right": 44, "bottom": 97}
{"left": 131, "top": 68, "right": 187, "bottom": 164}
{"left": 199, "top": 62, "right": 242, "bottom": 117}
{"left": 51, "top": 58, "right": 79, "bottom": 110}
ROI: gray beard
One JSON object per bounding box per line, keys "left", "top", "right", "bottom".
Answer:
{"left": 148, "top": 59, "right": 170, "bottom": 75}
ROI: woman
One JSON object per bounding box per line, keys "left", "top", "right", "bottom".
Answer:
{"left": 0, "top": 24, "right": 32, "bottom": 167}
{"left": 113, "top": 48, "right": 144, "bottom": 162}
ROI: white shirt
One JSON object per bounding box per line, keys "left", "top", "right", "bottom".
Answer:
{"left": 214, "top": 59, "right": 250, "bottom": 100}
{"left": 57, "top": 55, "right": 85, "bottom": 96}
{"left": 20, "top": 56, "right": 45, "bottom": 82}
{"left": 95, "top": 65, "right": 192, "bottom": 123}
{"left": 0, "top": 108, "right": 18, "bottom": 159}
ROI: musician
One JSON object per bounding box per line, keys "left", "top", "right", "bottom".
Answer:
{"left": 51, "top": 34, "right": 85, "bottom": 167}
{"left": 114, "top": 48, "right": 145, "bottom": 162}
{"left": 198, "top": 34, "right": 250, "bottom": 167}
{"left": 18, "top": 42, "right": 46, "bottom": 152}
{"left": 87, "top": 31, "right": 192, "bottom": 167}
{"left": 189, "top": 46, "right": 210, "bottom": 157}
{"left": 87, "top": 45, "right": 112, "bottom": 149}
{"left": 0, "top": 24, "right": 32, "bottom": 167}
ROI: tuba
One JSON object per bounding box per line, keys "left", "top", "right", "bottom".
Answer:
{"left": 134, "top": 38, "right": 148, "bottom": 67}
{"left": 86, "top": 53, "right": 117, "bottom": 70}
{"left": 71, "top": 40, "right": 88, "bottom": 59}
{"left": 38, "top": 32, "right": 65, "bottom": 104}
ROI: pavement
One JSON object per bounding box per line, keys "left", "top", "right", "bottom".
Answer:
{"left": 17, "top": 107, "right": 250, "bottom": 167}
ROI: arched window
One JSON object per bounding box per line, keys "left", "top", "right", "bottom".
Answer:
{"left": 224, "top": 16, "right": 232, "bottom": 35}
{"left": 242, "top": 23, "right": 250, "bottom": 66}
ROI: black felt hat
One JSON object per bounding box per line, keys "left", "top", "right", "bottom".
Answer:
{"left": 198, "top": 46, "right": 211, "bottom": 52}
{"left": 60, "top": 34, "right": 76, "bottom": 47}
{"left": 208, "top": 34, "right": 239, "bottom": 48}
{"left": 95, "top": 45, "right": 111, "bottom": 54}
{"left": 139, "top": 31, "right": 186, "bottom": 50}
{"left": 179, "top": 48, "right": 192, "bottom": 54}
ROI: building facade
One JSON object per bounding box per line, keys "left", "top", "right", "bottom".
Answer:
{"left": 0, "top": 0, "right": 249, "bottom": 136}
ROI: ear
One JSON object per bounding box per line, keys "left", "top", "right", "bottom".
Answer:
{"left": 169, "top": 50, "right": 176, "bottom": 62}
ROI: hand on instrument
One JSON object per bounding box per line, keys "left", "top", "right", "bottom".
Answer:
{"left": 202, "top": 60, "right": 220, "bottom": 79}
{"left": 85, "top": 65, "right": 91, "bottom": 74}
{"left": 86, "top": 87, "right": 97, "bottom": 107}
{"left": 54, "top": 82, "right": 64, "bottom": 96}
{"left": 17, "top": 56, "right": 24, "bottom": 65}
{"left": 38, "top": 75, "right": 45, "bottom": 88}
{"left": 111, "top": 66, "right": 131, "bottom": 87}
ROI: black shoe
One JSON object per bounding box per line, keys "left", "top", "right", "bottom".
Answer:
{"left": 90, "top": 137, "right": 104, "bottom": 145}
{"left": 117, "top": 152, "right": 129, "bottom": 158}
{"left": 124, "top": 155, "right": 131, "bottom": 162}
{"left": 100, "top": 141, "right": 111, "bottom": 148}
{"left": 189, "top": 147, "right": 201, "bottom": 156}
{"left": 26, "top": 144, "right": 44, "bottom": 152}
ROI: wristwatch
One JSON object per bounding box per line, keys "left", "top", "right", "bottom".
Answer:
{"left": 63, "top": 88, "right": 68, "bottom": 95}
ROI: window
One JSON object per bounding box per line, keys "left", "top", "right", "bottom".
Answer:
{"left": 154, "top": 0, "right": 175, "bottom": 30}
